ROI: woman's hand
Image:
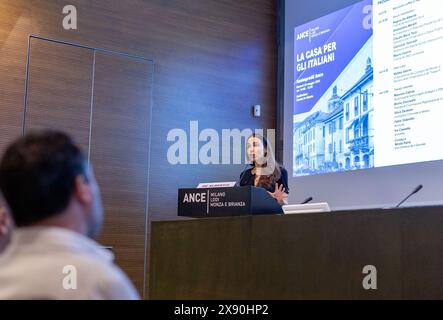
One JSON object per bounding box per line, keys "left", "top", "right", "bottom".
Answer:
{"left": 0, "top": 207, "right": 9, "bottom": 237}
{"left": 268, "top": 183, "right": 288, "bottom": 205}
{"left": 0, "top": 207, "right": 12, "bottom": 252}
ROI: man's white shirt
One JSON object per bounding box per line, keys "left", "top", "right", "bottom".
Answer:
{"left": 0, "top": 226, "right": 140, "bottom": 299}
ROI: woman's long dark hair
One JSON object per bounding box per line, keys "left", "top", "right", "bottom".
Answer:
{"left": 247, "top": 133, "right": 281, "bottom": 191}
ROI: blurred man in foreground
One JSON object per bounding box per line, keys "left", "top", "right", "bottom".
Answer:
{"left": 0, "top": 131, "right": 139, "bottom": 299}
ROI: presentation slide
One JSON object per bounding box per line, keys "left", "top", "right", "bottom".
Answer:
{"left": 292, "top": 0, "right": 443, "bottom": 177}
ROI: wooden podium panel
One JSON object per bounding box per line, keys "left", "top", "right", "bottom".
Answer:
{"left": 149, "top": 206, "right": 443, "bottom": 299}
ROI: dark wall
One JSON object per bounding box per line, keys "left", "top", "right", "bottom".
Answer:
{"left": 0, "top": 0, "right": 277, "bottom": 297}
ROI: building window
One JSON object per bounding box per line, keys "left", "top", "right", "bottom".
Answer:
{"left": 346, "top": 103, "right": 350, "bottom": 121}
{"left": 354, "top": 126, "right": 360, "bottom": 139}
{"left": 362, "top": 117, "right": 369, "bottom": 136}
{"left": 354, "top": 96, "right": 359, "bottom": 116}
{"left": 313, "top": 128, "right": 316, "bottom": 140}
{"left": 339, "top": 140, "right": 343, "bottom": 153}
{"left": 329, "top": 121, "right": 336, "bottom": 134}
{"left": 328, "top": 143, "right": 332, "bottom": 154}
{"left": 363, "top": 90, "right": 368, "bottom": 112}
{"left": 323, "top": 126, "right": 325, "bottom": 138}
{"left": 339, "top": 118, "right": 343, "bottom": 130}
{"left": 346, "top": 128, "right": 351, "bottom": 143}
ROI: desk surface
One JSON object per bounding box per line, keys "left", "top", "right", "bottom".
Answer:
{"left": 149, "top": 206, "right": 443, "bottom": 299}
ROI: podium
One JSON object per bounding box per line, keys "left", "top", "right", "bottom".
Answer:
{"left": 150, "top": 205, "right": 443, "bottom": 299}
{"left": 178, "top": 186, "right": 283, "bottom": 217}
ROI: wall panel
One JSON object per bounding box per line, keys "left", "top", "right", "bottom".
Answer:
{"left": 91, "top": 52, "right": 152, "bottom": 294}
{"left": 25, "top": 38, "right": 93, "bottom": 152}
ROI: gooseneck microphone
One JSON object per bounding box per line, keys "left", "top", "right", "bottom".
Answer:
{"left": 395, "top": 184, "right": 423, "bottom": 208}
{"left": 300, "top": 196, "right": 313, "bottom": 204}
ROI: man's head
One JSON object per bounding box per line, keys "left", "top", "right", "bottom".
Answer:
{"left": 0, "top": 131, "right": 103, "bottom": 238}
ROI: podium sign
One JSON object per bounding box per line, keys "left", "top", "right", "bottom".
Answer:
{"left": 178, "top": 186, "right": 283, "bottom": 217}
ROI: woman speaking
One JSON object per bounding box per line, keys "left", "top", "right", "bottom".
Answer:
{"left": 238, "top": 134, "right": 289, "bottom": 205}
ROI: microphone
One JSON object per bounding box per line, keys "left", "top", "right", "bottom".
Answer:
{"left": 300, "top": 196, "right": 313, "bottom": 204}
{"left": 395, "top": 184, "right": 423, "bottom": 208}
